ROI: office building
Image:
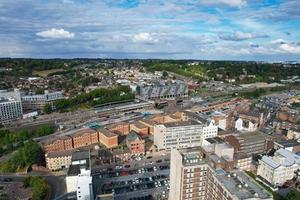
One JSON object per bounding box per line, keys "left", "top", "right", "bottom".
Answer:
{"left": 154, "top": 120, "right": 203, "bottom": 150}
{"left": 169, "top": 148, "right": 272, "bottom": 200}
{"left": 0, "top": 90, "right": 23, "bottom": 124}
{"left": 21, "top": 90, "right": 64, "bottom": 111}
{"left": 257, "top": 148, "right": 300, "bottom": 188}
{"left": 98, "top": 128, "right": 118, "bottom": 148}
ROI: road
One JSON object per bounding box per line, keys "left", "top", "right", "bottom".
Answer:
{"left": 0, "top": 173, "right": 66, "bottom": 200}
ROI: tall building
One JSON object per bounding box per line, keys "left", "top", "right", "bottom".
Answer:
{"left": 257, "top": 148, "right": 300, "bottom": 189}
{"left": 0, "top": 89, "right": 23, "bottom": 124}
{"left": 169, "top": 148, "right": 273, "bottom": 200}
{"left": 154, "top": 120, "right": 203, "bottom": 150}
{"left": 21, "top": 90, "right": 64, "bottom": 111}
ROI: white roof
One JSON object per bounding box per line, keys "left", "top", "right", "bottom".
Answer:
{"left": 261, "top": 148, "right": 300, "bottom": 169}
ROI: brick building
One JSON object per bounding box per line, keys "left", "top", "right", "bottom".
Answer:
{"left": 98, "top": 128, "right": 118, "bottom": 148}
{"left": 106, "top": 122, "right": 130, "bottom": 135}
{"left": 126, "top": 131, "right": 145, "bottom": 154}
{"left": 130, "top": 122, "right": 149, "bottom": 137}
{"left": 43, "top": 136, "right": 73, "bottom": 153}
{"left": 72, "top": 128, "right": 99, "bottom": 148}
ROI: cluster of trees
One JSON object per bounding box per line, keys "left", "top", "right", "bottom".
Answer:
{"left": 0, "top": 140, "right": 44, "bottom": 172}
{"left": 53, "top": 86, "right": 134, "bottom": 112}
{"left": 145, "top": 60, "right": 300, "bottom": 83}
{"left": 239, "top": 86, "right": 289, "bottom": 99}
{"left": 0, "top": 124, "right": 54, "bottom": 157}
{"left": 24, "top": 176, "right": 49, "bottom": 200}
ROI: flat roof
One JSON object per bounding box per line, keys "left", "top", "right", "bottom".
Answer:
{"left": 215, "top": 170, "right": 272, "bottom": 200}
{"left": 275, "top": 139, "right": 300, "bottom": 147}
{"left": 72, "top": 150, "right": 90, "bottom": 161}
{"left": 163, "top": 120, "right": 200, "bottom": 128}
{"left": 72, "top": 128, "right": 97, "bottom": 137}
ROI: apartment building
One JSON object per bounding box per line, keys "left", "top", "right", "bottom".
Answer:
{"left": 169, "top": 148, "right": 272, "bottom": 200}
{"left": 43, "top": 136, "right": 73, "bottom": 153}
{"left": 72, "top": 128, "right": 99, "bottom": 148}
{"left": 98, "top": 128, "right": 118, "bottom": 148}
{"left": 257, "top": 148, "right": 300, "bottom": 188}
{"left": 45, "top": 149, "right": 74, "bottom": 170}
{"left": 21, "top": 90, "right": 64, "bottom": 111}
{"left": 0, "top": 90, "right": 23, "bottom": 124}
{"left": 154, "top": 120, "right": 203, "bottom": 150}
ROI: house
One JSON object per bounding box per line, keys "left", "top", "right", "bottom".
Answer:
{"left": 126, "top": 131, "right": 145, "bottom": 154}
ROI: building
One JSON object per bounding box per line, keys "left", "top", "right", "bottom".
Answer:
{"left": 21, "top": 90, "right": 64, "bottom": 111}
{"left": 257, "top": 148, "right": 300, "bottom": 188}
{"left": 106, "top": 122, "right": 130, "bottom": 135}
{"left": 66, "top": 150, "right": 91, "bottom": 193}
{"left": 137, "top": 81, "right": 188, "bottom": 99}
{"left": 234, "top": 152, "right": 252, "bottom": 171}
{"left": 43, "top": 136, "right": 73, "bottom": 153}
{"left": 154, "top": 120, "right": 203, "bottom": 150}
{"left": 225, "top": 131, "right": 272, "bottom": 155}
{"left": 139, "top": 119, "right": 157, "bottom": 135}
{"left": 274, "top": 140, "right": 300, "bottom": 153}
{"left": 0, "top": 90, "right": 23, "bottom": 124}
{"left": 72, "top": 128, "right": 99, "bottom": 149}
{"left": 235, "top": 118, "right": 258, "bottom": 132}
{"left": 169, "top": 148, "right": 272, "bottom": 200}
{"left": 126, "top": 131, "right": 145, "bottom": 154}
{"left": 45, "top": 149, "right": 74, "bottom": 170}
{"left": 98, "top": 128, "right": 118, "bottom": 148}
{"left": 202, "top": 120, "right": 218, "bottom": 140}
{"left": 130, "top": 122, "right": 149, "bottom": 137}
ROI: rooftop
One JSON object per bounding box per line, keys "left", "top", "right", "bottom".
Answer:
{"left": 98, "top": 128, "right": 117, "bottom": 138}
{"left": 275, "top": 139, "right": 300, "bottom": 148}
{"left": 215, "top": 170, "right": 272, "bottom": 200}
{"left": 126, "top": 131, "right": 142, "bottom": 142}
{"left": 46, "top": 149, "right": 75, "bottom": 158}
{"left": 261, "top": 148, "right": 300, "bottom": 169}
{"left": 163, "top": 120, "right": 200, "bottom": 128}
{"left": 72, "top": 150, "right": 90, "bottom": 161}
{"left": 72, "top": 127, "right": 97, "bottom": 137}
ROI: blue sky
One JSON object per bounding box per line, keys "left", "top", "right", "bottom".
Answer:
{"left": 0, "top": 0, "right": 299, "bottom": 60}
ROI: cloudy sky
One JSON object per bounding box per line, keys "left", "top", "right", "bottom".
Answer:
{"left": 0, "top": 0, "right": 299, "bottom": 60}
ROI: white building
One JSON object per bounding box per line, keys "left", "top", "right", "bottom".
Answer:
{"left": 235, "top": 118, "right": 258, "bottom": 132}
{"left": 202, "top": 120, "right": 218, "bottom": 139}
{"left": 257, "top": 148, "right": 300, "bottom": 188}
{"left": 154, "top": 120, "right": 203, "bottom": 150}
{"left": 0, "top": 90, "right": 23, "bottom": 124}
{"left": 76, "top": 169, "right": 93, "bottom": 200}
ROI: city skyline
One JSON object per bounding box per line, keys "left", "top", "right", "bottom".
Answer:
{"left": 0, "top": 0, "right": 300, "bottom": 61}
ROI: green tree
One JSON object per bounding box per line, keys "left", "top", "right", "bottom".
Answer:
{"left": 43, "top": 103, "right": 52, "bottom": 114}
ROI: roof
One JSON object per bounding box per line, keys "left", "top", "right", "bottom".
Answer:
{"left": 261, "top": 148, "right": 300, "bottom": 169}
{"left": 139, "top": 118, "right": 156, "bottom": 126}
{"left": 98, "top": 128, "right": 117, "bottom": 138}
{"left": 43, "top": 135, "right": 72, "bottom": 145}
{"left": 126, "top": 131, "right": 143, "bottom": 142}
{"left": 215, "top": 170, "right": 272, "bottom": 200}
{"left": 72, "top": 128, "right": 97, "bottom": 137}
{"left": 163, "top": 120, "right": 200, "bottom": 128}
{"left": 72, "top": 150, "right": 90, "bottom": 161}
{"left": 46, "top": 149, "right": 75, "bottom": 158}
{"left": 132, "top": 121, "right": 147, "bottom": 129}
{"left": 275, "top": 140, "right": 300, "bottom": 148}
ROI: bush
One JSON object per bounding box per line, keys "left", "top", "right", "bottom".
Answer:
{"left": 24, "top": 176, "right": 49, "bottom": 200}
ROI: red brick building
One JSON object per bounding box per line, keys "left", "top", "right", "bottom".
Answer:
{"left": 130, "top": 122, "right": 149, "bottom": 137}
{"left": 98, "top": 128, "right": 118, "bottom": 148}
{"left": 106, "top": 122, "right": 130, "bottom": 135}
{"left": 43, "top": 136, "right": 73, "bottom": 153}
{"left": 126, "top": 131, "right": 145, "bottom": 154}
{"left": 72, "top": 128, "right": 99, "bottom": 148}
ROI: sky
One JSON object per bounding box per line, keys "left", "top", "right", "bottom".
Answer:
{"left": 0, "top": 0, "right": 299, "bottom": 61}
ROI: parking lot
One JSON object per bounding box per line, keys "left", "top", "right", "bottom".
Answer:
{"left": 93, "top": 154, "right": 170, "bottom": 200}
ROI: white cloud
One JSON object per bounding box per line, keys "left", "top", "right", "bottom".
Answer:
{"left": 280, "top": 43, "right": 300, "bottom": 54}
{"left": 199, "top": 0, "right": 247, "bottom": 8}
{"left": 131, "top": 32, "right": 158, "bottom": 43}
{"left": 219, "top": 31, "right": 268, "bottom": 41}
{"left": 36, "top": 28, "right": 75, "bottom": 39}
